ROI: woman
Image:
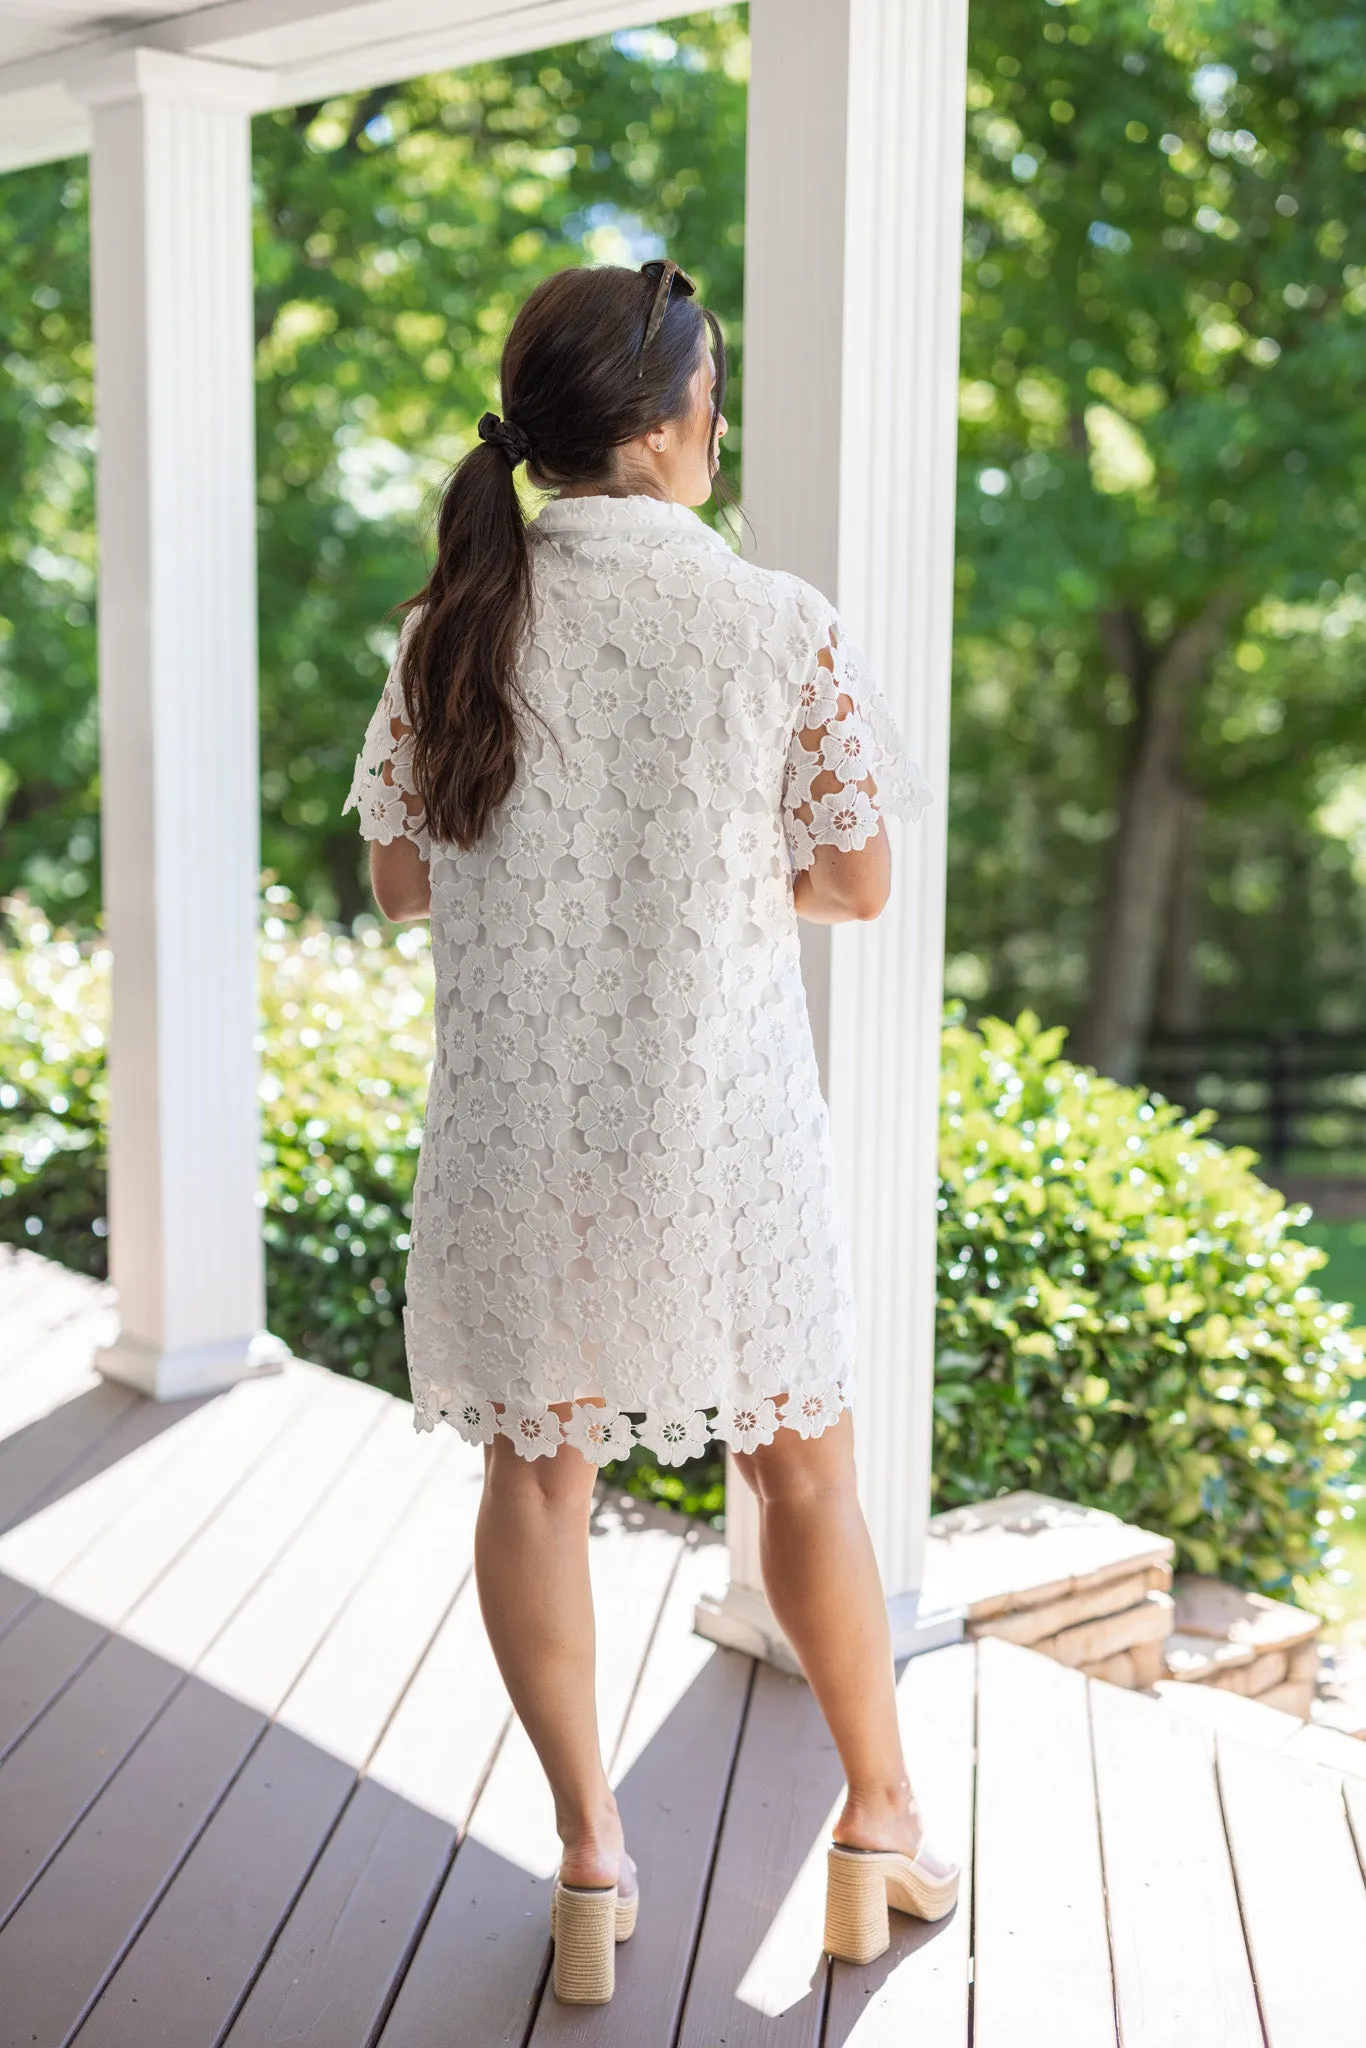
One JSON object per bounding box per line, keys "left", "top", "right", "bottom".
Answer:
{"left": 345, "top": 259, "right": 959, "bottom": 2004}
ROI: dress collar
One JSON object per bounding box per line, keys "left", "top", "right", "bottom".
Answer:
{"left": 529, "top": 492, "right": 731, "bottom": 550}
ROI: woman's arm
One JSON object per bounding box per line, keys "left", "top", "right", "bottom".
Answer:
{"left": 787, "top": 634, "right": 894, "bottom": 924}
{"left": 346, "top": 650, "right": 432, "bottom": 921}
{"left": 792, "top": 820, "right": 891, "bottom": 922}
{"left": 370, "top": 834, "right": 431, "bottom": 921}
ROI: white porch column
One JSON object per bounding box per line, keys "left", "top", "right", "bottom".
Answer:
{"left": 73, "top": 49, "right": 287, "bottom": 1400}
{"left": 696, "top": 0, "right": 969, "bottom": 1666}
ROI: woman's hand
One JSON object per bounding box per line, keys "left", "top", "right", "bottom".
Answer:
{"left": 370, "top": 836, "right": 431, "bottom": 922}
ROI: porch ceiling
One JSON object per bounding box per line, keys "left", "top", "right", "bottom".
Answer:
{"left": 0, "top": 0, "right": 653, "bottom": 174}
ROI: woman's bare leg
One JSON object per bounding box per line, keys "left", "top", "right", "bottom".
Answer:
{"left": 734, "top": 1410, "right": 953, "bottom": 1870}
{"left": 474, "top": 1420, "right": 634, "bottom": 1891}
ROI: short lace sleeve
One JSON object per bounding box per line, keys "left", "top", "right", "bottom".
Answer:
{"left": 343, "top": 621, "right": 431, "bottom": 861}
{"left": 781, "top": 612, "right": 931, "bottom": 874}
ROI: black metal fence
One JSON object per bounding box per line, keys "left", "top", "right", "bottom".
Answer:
{"left": 1141, "top": 1031, "right": 1366, "bottom": 1180}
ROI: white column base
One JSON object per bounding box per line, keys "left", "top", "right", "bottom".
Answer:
{"left": 885, "top": 1590, "right": 967, "bottom": 1659}
{"left": 97, "top": 1327, "right": 289, "bottom": 1402}
{"left": 694, "top": 1582, "right": 804, "bottom": 1677}
{"left": 694, "top": 1578, "right": 965, "bottom": 1676}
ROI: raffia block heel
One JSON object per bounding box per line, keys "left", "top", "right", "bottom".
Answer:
{"left": 823, "top": 1845, "right": 961, "bottom": 1964}
{"left": 550, "top": 1883, "right": 634, "bottom": 2004}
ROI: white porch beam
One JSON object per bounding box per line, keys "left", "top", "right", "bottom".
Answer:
{"left": 74, "top": 47, "right": 288, "bottom": 1400}
{"left": 696, "top": 0, "right": 969, "bottom": 1668}
{"left": 0, "top": 0, "right": 661, "bottom": 176}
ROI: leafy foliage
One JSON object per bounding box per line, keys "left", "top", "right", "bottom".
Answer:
{"left": 936, "top": 1009, "right": 1365, "bottom": 1597}
{"left": 2, "top": 3, "right": 1361, "bottom": 1064}
{"left": 256, "top": 890, "right": 433, "bottom": 1383}
{"left": 0, "top": 161, "right": 97, "bottom": 918}
{"left": 0, "top": 904, "right": 106, "bottom": 1275}
{"left": 0, "top": 893, "right": 431, "bottom": 1387}
{"left": 2, "top": 910, "right": 1359, "bottom": 1575}
{"left": 950, "top": 0, "right": 1366, "bottom": 1044}
{"left": 0, "top": 13, "right": 748, "bottom": 930}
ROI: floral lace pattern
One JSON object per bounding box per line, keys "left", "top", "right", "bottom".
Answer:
{"left": 344, "top": 493, "right": 929, "bottom": 1459}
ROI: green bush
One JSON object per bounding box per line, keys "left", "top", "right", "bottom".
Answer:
{"left": 936, "top": 1012, "right": 1364, "bottom": 1600}
{"left": 0, "top": 890, "right": 431, "bottom": 1398}
{"left": 0, "top": 892, "right": 725, "bottom": 1520}
{"left": 3, "top": 909, "right": 1361, "bottom": 1581}
{"left": 0, "top": 915, "right": 109, "bottom": 1278}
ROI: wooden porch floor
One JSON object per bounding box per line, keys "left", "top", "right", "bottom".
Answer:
{"left": 4, "top": 1249, "right": 1366, "bottom": 2046}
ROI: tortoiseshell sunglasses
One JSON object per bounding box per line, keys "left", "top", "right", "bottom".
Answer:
{"left": 636, "top": 258, "right": 697, "bottom": 374}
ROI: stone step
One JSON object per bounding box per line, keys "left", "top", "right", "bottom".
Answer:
{"left": 1040, "top": 1589, "right": 1175, "bottom": 1671}
{"left": 968, "top": 1561, "right": 1172, "bottom": 1649}
{"left": 1171, "top": 1573, "right": 1321, "bottom": 1654}
{"left": 1080, "top": 1637, "right": 1167, "bottom": 1690}
{"left": 924, "top": 1490, "right": 1175, "bottom": 1626}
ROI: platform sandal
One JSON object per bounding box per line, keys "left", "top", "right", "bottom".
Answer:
{"left": 823, "top": 1842, "right": 960, "bottom": 1965}
{"left": 550, "top": 1879, "right": 639, "bottom": 2004}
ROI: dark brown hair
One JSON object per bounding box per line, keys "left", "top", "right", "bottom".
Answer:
{"left": 400, "top": 264, "right": 727, "bottom": 849}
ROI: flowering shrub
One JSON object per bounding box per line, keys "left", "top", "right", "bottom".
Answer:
{"left": 2, "top": 909, "right": 1361, "bottom": 1579}
{"left": 0, "top": 910, "right": 109, "bottom": 1274}
{"left": 256, "top": 890, "right": 433, "bottom": 1386}
{"left": 0, "top": 890, "right": 431, "bottom": 1395}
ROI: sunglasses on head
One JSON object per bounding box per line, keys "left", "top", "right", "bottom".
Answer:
{"left": 637, "top": 258, "right": 697, "bottom": 374}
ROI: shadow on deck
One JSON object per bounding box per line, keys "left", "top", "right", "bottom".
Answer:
{"left": 2, "top": 1248, "right": 1366, "bottom": 2046}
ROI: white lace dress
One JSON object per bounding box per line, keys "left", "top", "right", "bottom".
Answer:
{"left": 345, "top": 492, "right": 929, "bottom": 1464}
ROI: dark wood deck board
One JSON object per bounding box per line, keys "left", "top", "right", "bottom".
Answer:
{"left": 71, "top": 1722, "right": 356, "bottom": 2047}
{"left": 226, "top": 1563, "right": 515, "bottom": 2048}
{"left": 49, "top": 1366, "right": 317, "bottom": 1630}
{"left": 270, "top": 1429, "right": 481, "bottom": 1764}
{"left": 1217, "top": 1730, "right": 1366, "bottom": 2046}
{"left": 0, "top": 1258, "right": 106, "bottom": 1375}
{"left": 674, "top": 1658, "right": 846, "bottom": 2048}
{"left": 0, "top": 1380, "right": 136, "bottom": 1535}
{"left": 376, "top": 1505, "right": 684, "bottom": 2048}
{"left": 0, "top": 1309, "right": 115, "bottom": 1477}
{"left": 0, "top": 1595, "right": 106, "bottom": 1762}
{"left": 0, "top": 1382, "right": 234, "bottom": 1603}
{"left": 971, "top": 1635, "right": 1117, "bottom": 2048}
{"left": 0, "top": 1384, "right": 207, "bottom": 1562}
{"left": 223, "top": 1776, "right": 457, "bottom": 2048}
{"left": 0, "top": 1255, "right": 1357, "bottom": 2047}
{"left": 193, "top": 1396, "right": 438, "bottom": 1717}
{"left": 0, "top": 1635, "right": 184, "bottom": 1926}
{"left": 1092, "top": 1673, "right": 1263, "bottom": 2048}
{"left": 0, "top": 1677, "right": 264, "bottom": 2048}
{"left": 122, "top": 1367, "right": 389, "bottom": 1677}
{"left": 0, "top": 1572, "right": 37, "bottom": 1640}
{"left": 0, "top": 1371, "right": 332, "bottom": 1925}
{"left": 823, "top": 1640, "right": 976, "bottom": 2048}
{"left": 527, "top": 1535, "right": 753, "bottom": 2048}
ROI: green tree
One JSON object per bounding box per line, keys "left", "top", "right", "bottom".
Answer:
{"left": 952, "top": 0, "right": 1366, "bottom": 1076}
{"left": 0, "top": 12, "right": 748, "bottom": 928}
{"left": 0, "top": 163, "right": 96, "bottom": 917}
{"left": 252, "top": 14, "right": 747, "bottom": 920}
{"left": 3, "top": 0, "right": 1362, "bottom": 1090}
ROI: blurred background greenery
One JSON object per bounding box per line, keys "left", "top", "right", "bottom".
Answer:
{"left": 2, "top": 3, "right": 1365, "bottom": 1549}
{"left": 3, "top": 1, "right": 1363, "bottom": 1066}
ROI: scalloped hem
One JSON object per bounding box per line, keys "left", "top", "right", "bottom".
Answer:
{"left": 409, "top": 1382, "right": 850, "bottom": 1462}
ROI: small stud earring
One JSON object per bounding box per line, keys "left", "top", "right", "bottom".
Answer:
{"left": 650, "top": 433, "right": 665, "bottom": 452}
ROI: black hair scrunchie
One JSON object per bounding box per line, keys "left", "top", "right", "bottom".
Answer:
{"left": 478, "top": 412, "right": 533, "bottom": 467}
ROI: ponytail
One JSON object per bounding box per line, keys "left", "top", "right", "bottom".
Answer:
{"left": 400, "top": 263, "right": 725, "bottom": 850}
{"left": 400, "top": 436, "right": 532, "bottom": 851}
